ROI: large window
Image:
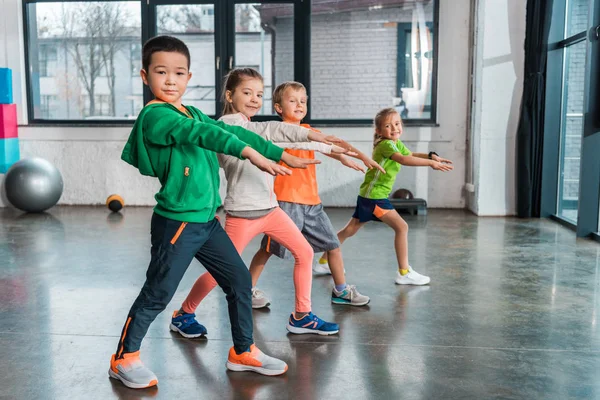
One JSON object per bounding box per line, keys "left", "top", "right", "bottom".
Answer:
{"left": 25, "top": 1, "right": 142, "bottom": 121}
{"left": 543, "top": 0, "right": 600, "bottom": 238}
{"left": 155, "top": 4, "right": 217, "bottom": 114}
{"left": 310, "top": 0, "right": 437, "bottom": 123}
{"left": 23, "top": 0, "right": 438, "bottom": 124}
{"left": 557, "top": 39, "right": 586, "bottom": 223}
{"left": 234, "top": 3, "right": 295, "bottom": 115}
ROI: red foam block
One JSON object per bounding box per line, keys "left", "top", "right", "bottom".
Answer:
{"left": 0, "top": 104, "right": 18, "bottom": 139}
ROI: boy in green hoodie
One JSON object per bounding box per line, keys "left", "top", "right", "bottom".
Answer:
{"left": 109, "top": 36, "right": 316, "bottom": 389}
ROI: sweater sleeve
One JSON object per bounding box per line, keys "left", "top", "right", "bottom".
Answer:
{"left": 273, "top": 141, "right": 333, "bottom": 154}
{"left": 143, "top": 108, "right": 248, "bottom": 158}
{"left": 206, "top": 118, "right": 284, "bottom": 162}
{"left": 216, "top": 115, "right": 312, "bottom": 144}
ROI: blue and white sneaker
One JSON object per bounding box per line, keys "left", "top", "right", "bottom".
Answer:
{"left": 286, "top": 312, "right": 339, "bottom": 335}
{"left": 170, "top": 310, "right": 207, "bottom": 338}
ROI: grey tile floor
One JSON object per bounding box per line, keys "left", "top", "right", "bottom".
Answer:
{"left": 1, "top": 207, "right": 599, "bottom": 399}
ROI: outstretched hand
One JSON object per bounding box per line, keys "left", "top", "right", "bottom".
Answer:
{"left": 330, "top": 144, "right": 357, "bottom": 155}
{"left": 360, "top": 155, "right": 386, "bottom": 174}
{"left": 432, "top": 154, "right": 453, "bottom": 164}
{"left": 243, "top": 147, "right": 292, "bottom": 176}
{"left": 281, "top": 152, "right": 322, "bottom": 169}
{"left": 430, "top": 161, "right": 453, "bottom": 172}
{"left": 339, "top": 155, "right": 366, "bottom": 173}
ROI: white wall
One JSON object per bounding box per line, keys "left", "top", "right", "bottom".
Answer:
{"left": 0, "top": 0, "right": 471, "bottom": 209}
{"left": 466, "top": 0, "right": 526, "bottom": 216}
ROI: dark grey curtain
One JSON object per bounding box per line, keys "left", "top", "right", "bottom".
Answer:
{"left": 516, "top": 0, "right": 555, "bottom": 217}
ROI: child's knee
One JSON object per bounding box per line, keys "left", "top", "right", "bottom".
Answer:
{"left": 228, "top": 267, "right": 252, "bottom": 290}
{"left": 394, "top": 219, "right": 408, "bottom": 233}
{"left": 292, "top": 241, "right": 314, "bottom": 264}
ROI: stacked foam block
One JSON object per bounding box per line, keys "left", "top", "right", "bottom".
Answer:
{"left": 0, "top": 68, "right": 19, "bottom": 173}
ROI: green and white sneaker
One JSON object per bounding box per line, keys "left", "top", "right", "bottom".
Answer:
{"left": 331, "top": 284, "right": 370, "bottom": 306}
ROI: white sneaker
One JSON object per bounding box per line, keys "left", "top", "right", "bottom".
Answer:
{"left": 312, "top": 260, "right": 331, "bottom": 275}
{"left": 395, "top": 266, "right": 430, "bottom": 286}
{"left": 251, "top": 287, "right": 271, "bottom": 309}
{"left": 226, "top": 344, "right": 288, "bottom": 376}
{"left": 313, "top": 260, "right": 345, "bottom": 275}
{"left": 109, "top": 352, "right": 158, "bottom": 389}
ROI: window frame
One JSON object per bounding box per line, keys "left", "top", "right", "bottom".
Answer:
{"left": 22, "top": 0, "right": 440, "bottom": 126}
{"left": 541, "top": 0, "right": 600, "bottom": 238}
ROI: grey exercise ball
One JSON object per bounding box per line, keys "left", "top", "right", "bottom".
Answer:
{"left": 4, "top": 158, "right": 64, "bottom": 213}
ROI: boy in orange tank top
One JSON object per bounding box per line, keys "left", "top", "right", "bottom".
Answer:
{"left": 248, "top": 81, "right": 378, "bottom": 307}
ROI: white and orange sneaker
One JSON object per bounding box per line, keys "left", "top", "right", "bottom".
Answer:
{"left": 226, "top": 344, "right": 288, "bottom": 376}
{"left": 108, "top": 352, "right": 158, "bottom": 389}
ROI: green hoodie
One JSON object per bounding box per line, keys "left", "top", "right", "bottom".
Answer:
{"left": 121, "top": 102, "right": 284, "bottom": 223}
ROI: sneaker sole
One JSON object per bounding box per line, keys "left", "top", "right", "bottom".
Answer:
{"left": 108, "top": 368, "right": 158, "bottom": 389}
{"left": 312, "top": 269, "right": 332, "bottom": 275}
{"left": 169, "top": 323, "right": 206, "bottom": 338}
{"left": 226, "top": 361, "right": 288, "bottom": 376}
{"left": 394, "top": 279, "right": 431, "bottom": 286}
{"left": 286, "top": 325, "right": 339, "bottom": 335}
{"left": 252, "top": 301, "right": 271, "bottom": 309}
{"left": 331, "top": 297, "right": 370, "bottom": 306}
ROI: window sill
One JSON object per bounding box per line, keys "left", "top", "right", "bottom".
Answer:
{"left": 549, "top": 214, "right": 577, "bottom": 231}
{"left": 309, "top": 120, "right": 440, "bottom": 128}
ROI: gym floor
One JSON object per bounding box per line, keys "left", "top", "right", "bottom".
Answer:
{"left": 1, "top": 207, "right": 599, "bottom": 399}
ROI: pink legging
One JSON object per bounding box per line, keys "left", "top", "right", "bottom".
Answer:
{"left": 181, "top": 207, "right": 313, "bottom": 313}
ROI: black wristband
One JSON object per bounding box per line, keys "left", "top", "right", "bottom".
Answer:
{"left": 428, "top": 151, "right": 438, "bottom": 159}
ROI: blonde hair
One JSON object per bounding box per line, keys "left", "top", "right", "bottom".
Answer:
{"left": 373, "top": 107, "right": 401, "bottom": 148}
{"left": 272, "top": 81, "right": 306, "bottom": 116}
{"left": 221, "top": 68, "right": 264, "bottom": 115}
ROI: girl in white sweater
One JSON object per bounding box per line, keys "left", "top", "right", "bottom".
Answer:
{"left": 171, "top": 68, "right": 346, "bottom": 336}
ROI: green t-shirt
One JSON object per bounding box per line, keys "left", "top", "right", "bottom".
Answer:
{"left": 359, "top": 139, "right": 411, "bottom": 199}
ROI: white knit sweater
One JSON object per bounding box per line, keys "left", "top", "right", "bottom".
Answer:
{"left": 218, "top": 113, "right": 331, "bottom": 212}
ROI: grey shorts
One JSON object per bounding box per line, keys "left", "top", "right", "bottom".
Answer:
{"left": 261, "top": 202, "right": 341, "bottom": 259}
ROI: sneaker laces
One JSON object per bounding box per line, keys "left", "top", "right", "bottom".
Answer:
{"left": 252, "top": 288, "right": 265, "bottom": 298}
{"left": 346, "top": 284, "right": 357, "bottom": 299}
{"left": 307, "top": 312, "right": 325, "bottom": 327}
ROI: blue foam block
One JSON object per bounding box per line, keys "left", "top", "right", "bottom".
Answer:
{"left": 0, "top": 68, "right": 13, "bottom": 104}
{"left": 0, "top": 138, "right": 20, "bottom": 173}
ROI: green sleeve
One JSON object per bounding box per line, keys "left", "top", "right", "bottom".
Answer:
{"left": 142, "top": 107, "right": 248, "bottom": 158}
{"left": 397, "top": 140, "right": 411, "bottom": 156}
{"left": 205, "top": 118, "right": 284, "bottom": 162}
{"left": 379, "top": 140, "right": 405, "bottom": 159}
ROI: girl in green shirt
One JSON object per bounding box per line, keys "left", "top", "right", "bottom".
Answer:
{"left": 320, "top": 108, "right": 453, "bottom": 285}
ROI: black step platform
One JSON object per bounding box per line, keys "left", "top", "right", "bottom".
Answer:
{"left": 389, "top": 198, "right": 427, "bottom": 216}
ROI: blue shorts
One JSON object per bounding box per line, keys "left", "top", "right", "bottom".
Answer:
{"left": 352, "top": 196, "right": 395, "bottom": 222}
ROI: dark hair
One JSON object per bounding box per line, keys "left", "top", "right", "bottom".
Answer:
{"left": 142, "top": 35, "right": 190, "bottom": 71}
{"left": 272, "top": 81, "right": 306, "bottom": 116}
{"left": 221, "top": 68, "right": 264, "bottom": 115}
{"left": 373, "top": 108, "right": 401, "bottom": 147}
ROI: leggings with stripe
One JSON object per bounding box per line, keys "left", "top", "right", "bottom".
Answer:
{"left": 115, "top": 213, "right": 254, "bottom": 357}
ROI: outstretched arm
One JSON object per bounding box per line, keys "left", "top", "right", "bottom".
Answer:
{"left": 335, "top": 140, "right": 386, "bottom": 174}
{"left": 391, "top": 153, "right": 453, "bottom": 171}
{"left": 326, "top": 153, "right": 366, "bottom": 173}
